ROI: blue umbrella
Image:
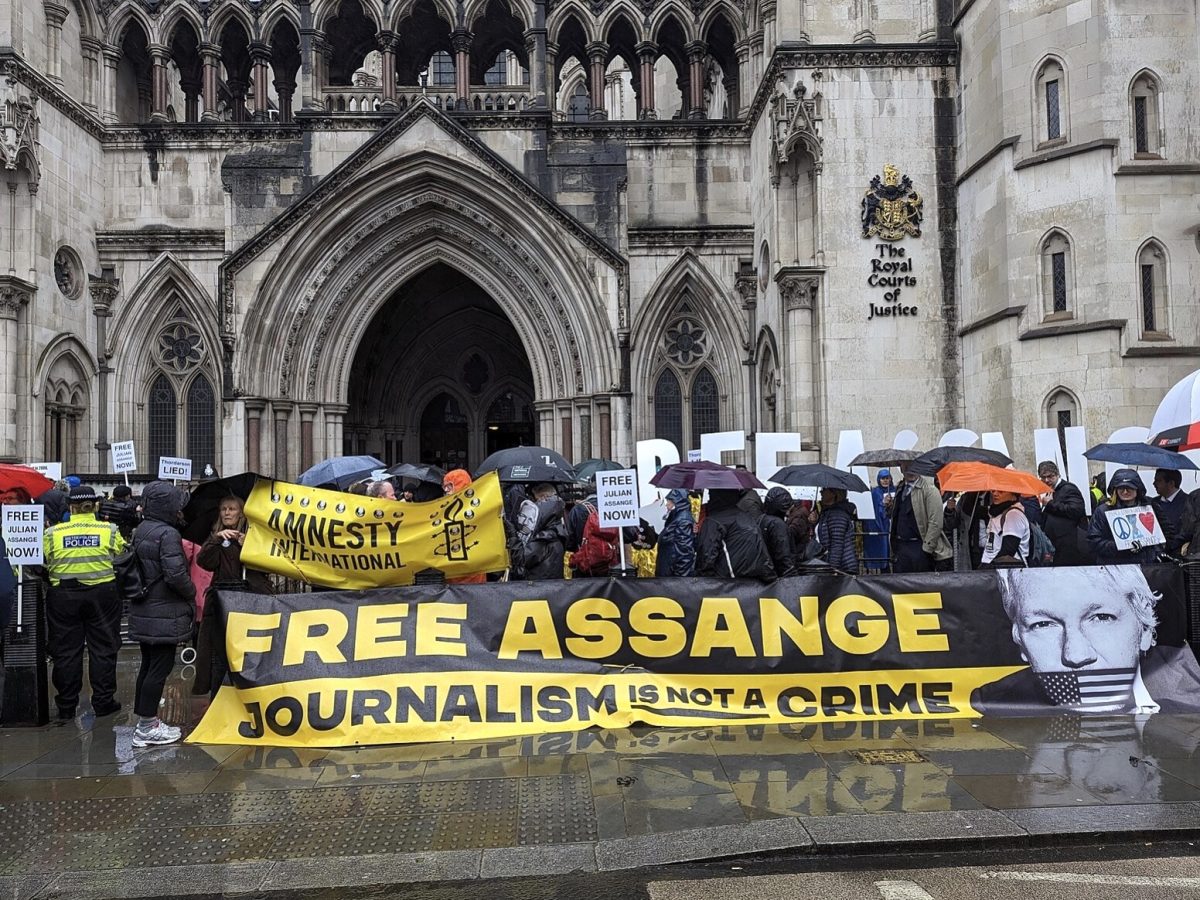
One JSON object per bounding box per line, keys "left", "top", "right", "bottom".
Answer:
{"left": 1083, "top": 442, "right": 1198, "bottom": 471}
{"left": 297, "top": 455, "right": 386, "bottom": 488}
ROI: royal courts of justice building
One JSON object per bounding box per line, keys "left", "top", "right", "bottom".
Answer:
{"left": 0, "top": 0, "right": 1195, "bottom": 477}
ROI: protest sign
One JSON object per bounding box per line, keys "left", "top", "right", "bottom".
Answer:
{"left": 240, "top": 470, "right": 509, "bottom": 590}
{"left": 188, "top": 565, "right": 1195, "bottom": 747}
{"left": 1, "top": 505, "right": 43, "bottom": 565}
{"left": 111, "top": 441, "right": 137, "bottom": 474}
{"left": 1104, "top": 504, "right": 1165, "bottom": 550}
{"left": 25, "top": 462, "right": 61, "bottom": 483}
{"left": 595, "top": 469, "right": 639, "bottom": 528}
{"left": 158, "top": 456, "right": 193, "bottom": 481}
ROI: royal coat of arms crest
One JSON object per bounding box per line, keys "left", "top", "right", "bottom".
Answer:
{"left": 861, "top": 164, "right": 923, "bottom": 241}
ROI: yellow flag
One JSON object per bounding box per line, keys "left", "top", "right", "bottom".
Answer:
{"left": 240, "top": 470, "right": 509, "bottom": 589}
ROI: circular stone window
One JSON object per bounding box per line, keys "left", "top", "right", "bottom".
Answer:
{"left": 758, "top": 241, "right": 771, "bottom": 292}
{"left": 54, "top": 247, "right": 84, "bottom": 300}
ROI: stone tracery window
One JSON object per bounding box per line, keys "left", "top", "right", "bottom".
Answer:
{"left": 144, "top": 299, "right": 219, "bottom": 471}
{"left": 1039, "top": 230, "right": 1073, "bottom": 318}
{"left": 652, "top": 299, "right": 721, "bottom": 451}
{"left": 43, "top": 352, "right": 90, "bottom": 471}
{"left": 1046, "top": 389, "right": 1079, "bottom": 460}
{"left": 1131, "top": 72, "right": 1163, "bottom": 157}
{"left": 1138, "top": 240, "right": 1169, "bottom": 336}
{"left": 1035, "top": 59, "right": 1068, "bottom": 146}
{"left": 54, "top": 247, "right": 83, "bottom": 300}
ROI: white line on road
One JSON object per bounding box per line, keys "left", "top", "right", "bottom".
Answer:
{"left": 982, "top": 871, "right": 1200, "bottom": 888}
{"left": 875, "top": 880, "right": 935, "bottom": 900}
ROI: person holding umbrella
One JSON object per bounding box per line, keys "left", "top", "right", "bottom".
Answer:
{"left": 979, "top": 490, "right": 1030, "bottom": 568}
{"left": 696, "top": 489, "right": 775, "bottom": 580}
{"left": 866, "top": 470, "right": 894, "bottom": 571}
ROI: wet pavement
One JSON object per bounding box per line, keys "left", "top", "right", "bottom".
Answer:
{"left": 4, "top": 650, "right": 1200, "bottom": 896}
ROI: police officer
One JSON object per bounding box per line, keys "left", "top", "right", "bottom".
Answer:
{"left": 43, "top": 485, "right": 126, "bottom": 719}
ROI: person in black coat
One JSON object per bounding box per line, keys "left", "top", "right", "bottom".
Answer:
{"left": 760, "top": 487, "right": 797, "bottom": 577}
{"left": 512, "top": 485, "right": 568, "bottom": 580}
{"left": 0, "top": 533, "right": 15, "bottom": 721}
{"left": 696, "top": 489, "right": 775, "bottom": 580}
{"left": 1036, "top": 460, "right": 1090, "bottom": 566}
{"left": 656, "top": 488, "right": 696, "bottom": 577}
{"left": 129, "top": 480, "right": 195, "bottom": 747}
{"left": 1087, "top": 468, "right": 1160, "bottom": 566}
{"left": 1152, "top": 469, "right": 1188, "bottom": 555}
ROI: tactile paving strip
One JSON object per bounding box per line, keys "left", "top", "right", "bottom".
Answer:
{"left": 517, "top": 775, "right": 597, "bottom": 845}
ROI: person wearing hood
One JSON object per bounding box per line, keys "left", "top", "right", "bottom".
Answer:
{"left": 1088, "top": 468, "right": 1160, "bottom": 565}
{"left": 811, "top": 488, "right": 859, "bottom": 573}
{"left": 511, "top": 483, "right": 568, "bottom": 580}
{"left": 656, "top": 488, "right": 696, "bottom": 577}
{"left": 34, "top": 488, "right": 68, "bottom": 528}
{"left": 760, "top": 487, "right": 797, "bottom": 577}
{"left": 128, "top": 480, "right": 196, "bottom": 747}
{"left": 865, "top": 470, "right": 894, "bottom": 571}
{"left": 696, "top": 488, "right": 775, "bottom": 580}
{"left": 980, "top": 489, "right": 1030, "bottom": 567}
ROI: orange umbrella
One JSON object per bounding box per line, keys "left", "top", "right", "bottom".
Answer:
{"left": 937, "top": 461, "right": 1046, "bottom": 497}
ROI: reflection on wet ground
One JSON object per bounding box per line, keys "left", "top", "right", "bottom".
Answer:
{"left": 3, "top": 653, "right": 1200, "bottom": 874}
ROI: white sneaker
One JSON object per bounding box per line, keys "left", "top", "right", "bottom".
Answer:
{"left": 132, "top": 721, "right": 182, "bottom": 748}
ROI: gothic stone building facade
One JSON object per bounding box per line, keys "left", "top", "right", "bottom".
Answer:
{"left": 0, "top": 0, "right": 1196, "bottom": 478}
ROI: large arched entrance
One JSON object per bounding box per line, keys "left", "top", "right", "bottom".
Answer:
{"left": 343, "top": 262, "right": 536, "bottom": 470}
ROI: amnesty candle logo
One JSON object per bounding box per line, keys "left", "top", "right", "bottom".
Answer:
{"left": 862, "top": 163, "right": 923, "bottom": 241}
{"left": 239, "top": 471, "right": 509, "bottom": 589}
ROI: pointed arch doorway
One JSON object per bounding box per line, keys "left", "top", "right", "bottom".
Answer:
{"left": 344, "top": 263, "right": 536, "bottom": 471}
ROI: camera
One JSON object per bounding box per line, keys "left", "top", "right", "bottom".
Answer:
{"left": 97, "top": 499, "right": 140, "bottom": 529}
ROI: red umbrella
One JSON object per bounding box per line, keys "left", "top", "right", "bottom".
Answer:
{"left": 649, "top": 461, "right": 765, "bottom": 491}
{"left": 1150, "top": 422, "right": 1200, "bottom": 453}
{"left": 0, "top": 464, "right": 54, "bottom": 499}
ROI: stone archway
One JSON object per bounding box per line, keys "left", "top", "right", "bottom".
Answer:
{"left": 344, "top": 262, "right": 536, "bottom": 471}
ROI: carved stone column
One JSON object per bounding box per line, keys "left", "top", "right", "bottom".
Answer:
{"left": 576, "top": 400, "right": 592, "bottom": 460}
{"left": 559, "top": 404, "right": 573, "bottom": 462}
{"left": 586, "top": 42, "right": 607, "bottom": 120}
{"left": 545, "top": 41, "right": 558, "bottom": 115}
{"left": 524, "top": 28, "right": 547, "bottom": 109}
{"left": 298, "top": 403, "right": 318, "bottom": 472}
{"left": 0, "top": 278, "right": 33, "bottom": 461}
{"left": 200, "top": 43, "right": 221, "bottom": 122}
{"left": 324, "top": 403, "right": 348, "bottom": 460}
{"left": 377, "top": 31, "right": 397, "bottom": 110}
{"left": 451, "top": 30, "right": 472, "bottom": 110}
{"left": 79, "top": 36, "right": 101, "bottom": 113}
{"left": 635, "top": 42, "right": 656, "bottom": 119}
{"left": 43, "top": 2, "right": 69, "bottom": 83}
{"left": 734, "top": 40, "right": 750, "bottom": 116}
{"left": 596, "top": 399, "right": 611, "bottom": 461}
{"left": 778, "top": 270, "right": 820, "bottom": 441}
{"left": 686, "top": 41, "right": 706, "bottom": 119}
{"left": 88, "top": 269, "right": 118, "bottom": 471}
{"left": 148, "top": 44, "right": 170, "bottom": 122}
{"left": 245, "top": 399, "right": 266, "bottom": 473}
{"left": 273, "top": 403, "right": 292, "bottom": 479}
{"left": 250, "top": 43, "right": 272, "bottom": 122}
{"left": 101, "top": 44, "right": 121, "bottom": 123}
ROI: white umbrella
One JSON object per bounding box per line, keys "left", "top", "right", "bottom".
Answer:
{"left": 1150, "top": 369, "right": 1200, "bottom": 435}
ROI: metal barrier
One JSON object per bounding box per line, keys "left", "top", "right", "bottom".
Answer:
{"left": 1181, "top": 561, "right": 1200, "bottom": 653}
{"left": 1, "top": 575, "right": 49, "bottom": 726}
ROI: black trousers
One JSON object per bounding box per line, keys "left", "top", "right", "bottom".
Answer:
{"left": 45, "top": 581, "right": 122, "bottom": 712}
{"left": 135, "top": 643, "right": 177, "bottom": 718}
{"left": 893, "top": 540, "right": 933, "bottom": 573}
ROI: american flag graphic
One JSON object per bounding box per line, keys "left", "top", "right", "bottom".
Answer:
{"left": 1037, "top": 668, "right": 1137, "bottom": 712}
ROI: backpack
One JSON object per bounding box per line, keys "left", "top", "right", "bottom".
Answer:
{"left": 1028, "top": 522, "right": 1056, "bottom": 567}
{"left": 569, "top": 502, "right": 620, "bottom": 576}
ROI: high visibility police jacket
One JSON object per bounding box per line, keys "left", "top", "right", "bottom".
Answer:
{"left": 43, "top": 512, "right": 126, "bottom": 587}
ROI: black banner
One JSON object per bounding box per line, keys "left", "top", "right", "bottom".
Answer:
{"left": 188, "top": 565, "right": 1200, "bottom": 747}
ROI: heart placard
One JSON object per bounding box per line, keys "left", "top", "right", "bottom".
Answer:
{"left": 1138, "top": 510, "right": 1157, "bottom": 534}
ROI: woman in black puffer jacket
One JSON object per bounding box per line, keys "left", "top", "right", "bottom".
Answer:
{"left": 129, "top": 480, "right": 195, "bottom": 747}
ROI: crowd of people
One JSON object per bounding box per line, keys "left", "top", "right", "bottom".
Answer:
{"left": 3, "top": 456, "right": 1200, "bottom": 741}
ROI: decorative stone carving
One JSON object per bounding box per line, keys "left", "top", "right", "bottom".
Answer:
{"left": 0, "top": 75, "right": 40, "bottom": 181}
{"left": 770, "top": 76, "right": 822, "bottom": 177}
{"left": 158, "top": 321, "right": 205, "bottom": 371}
{"left": 778, "top": 273, "right": 819, "bottom": 311}
{"left": 53, "top": 246, "right": 82, "bottom": 299}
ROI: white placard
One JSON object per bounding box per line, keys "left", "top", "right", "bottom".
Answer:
{"left": 158, "top": 456, "right": 193, "bottom": 481}
{"left": 1104, "top": 504, "right": 1165, "bottom": 551}
{"left": 111, "top": 441, "right": 137, "bottom": 474}
{"left": 2, "top": 505, "right": 44, "bottom": 565}
{"left": 686, "top": 449, "right": 702, "bottom": 462}
{"left": 595, "top": 468, "right": 639, "bottom": 528}
{"left": 26, "top": 461, "right": 62, "bottom": 483}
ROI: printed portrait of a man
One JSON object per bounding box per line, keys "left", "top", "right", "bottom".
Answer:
{"left": 972, "top": 566, "right": 1200, "bottom": 716}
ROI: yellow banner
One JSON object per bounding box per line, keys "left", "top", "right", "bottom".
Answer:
{"left": 240, "top": 471, "right": 509, "bottom": 589}
{"left": 188, "top": 667, "right": 1026, "bottom": 747}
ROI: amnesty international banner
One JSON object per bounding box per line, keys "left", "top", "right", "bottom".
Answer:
{"left": 189, "top": 565, "right": 1200, "bottom": 748}
{"left": 239, "top": 471, "right": 509, "bottom": 589}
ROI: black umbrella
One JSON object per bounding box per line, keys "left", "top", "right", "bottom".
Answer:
{"left": 1083, "top": 442, "right": 1199, "bottom": 471}
{"left": 574, "top": 458, "right": 625, "bottom": 483}
{"left": 908, "top": 446, "right": 1013, "bottom": 476}
{"left": 771, "top": 464, "right": 869, "bottom": 493}
{"left": 385, "top": 463, "right": 447, "bottom": 485}
{"left": 180, "top": 472, "right": 261, "bottom": 543}
{"left": 477, "top": 446, "right": 577, "bottom": 483}
{"left": 849, "top": 448, "right": 921, "bottom": 468}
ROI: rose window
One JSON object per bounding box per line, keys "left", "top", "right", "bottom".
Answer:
{"left": 665, "top": 318, "right": 707, "bottom": 366}
{"left": 159, "top": 324, "right": 204, "bottom": 371}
